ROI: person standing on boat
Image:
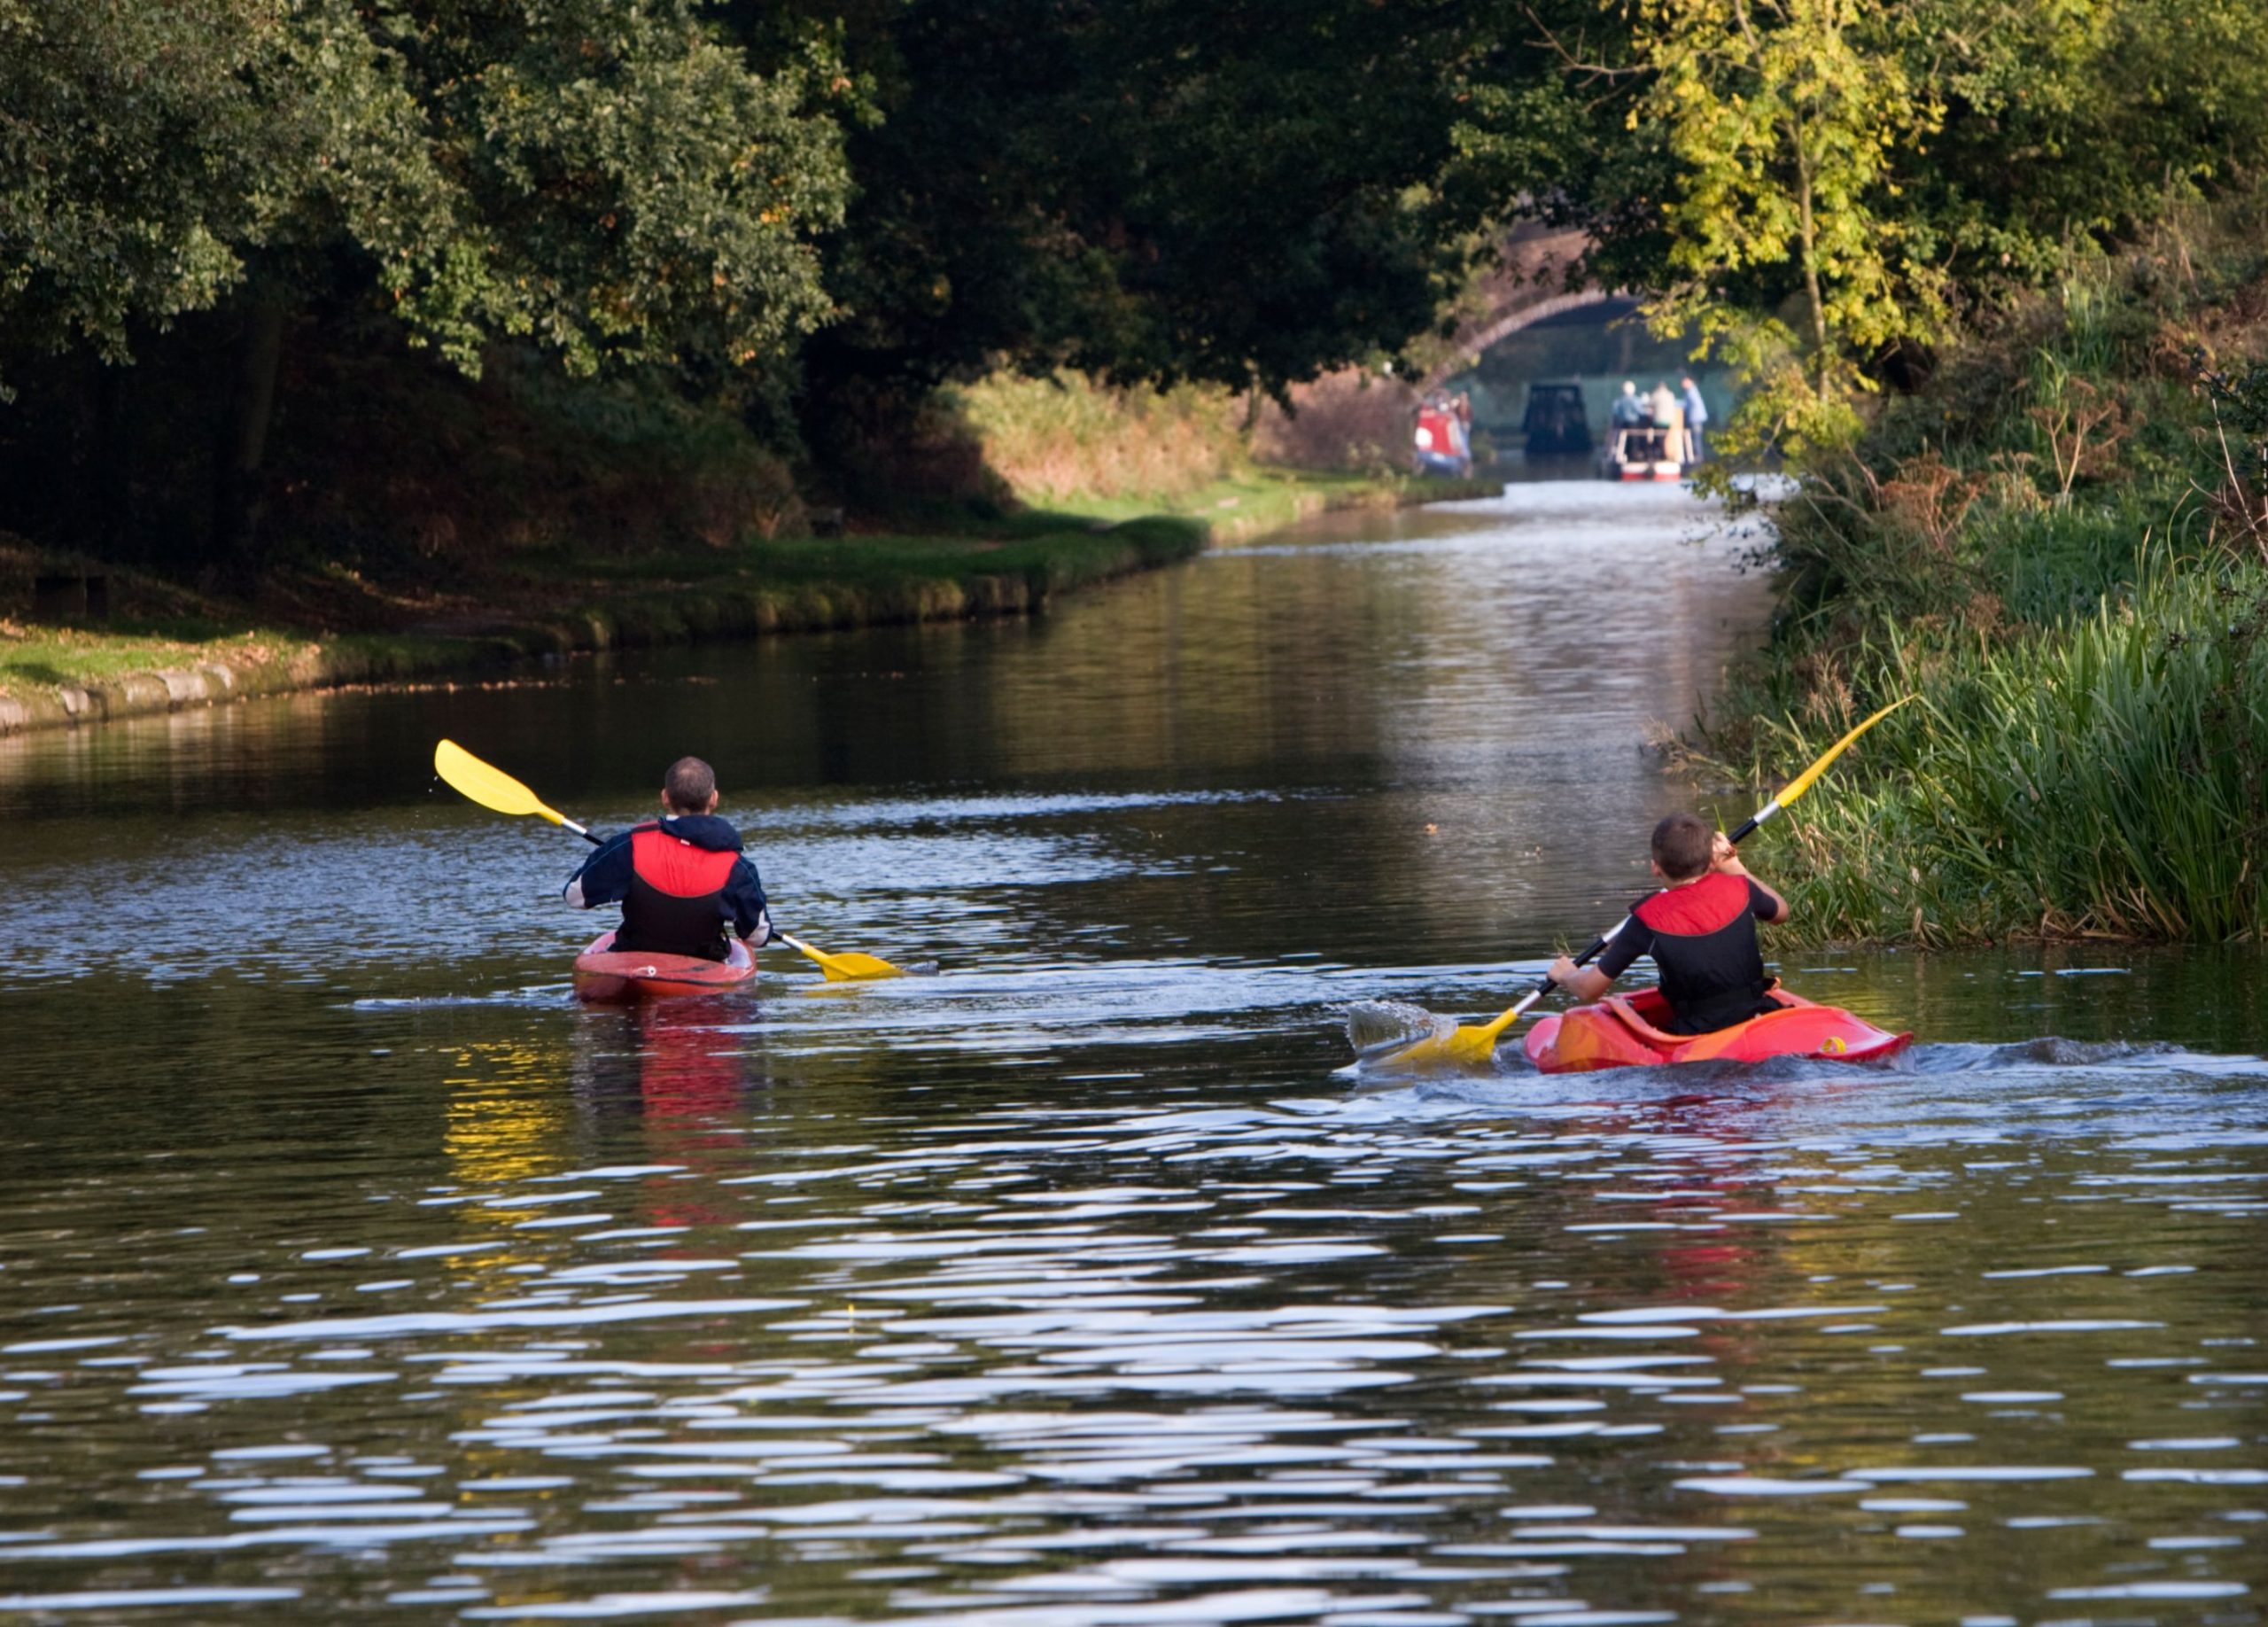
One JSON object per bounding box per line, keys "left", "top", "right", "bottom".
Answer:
{"left": 563, "top": 757, "right": 773, "bottom": 961}
{"left": 1610, "top": 381, "right": 1647, "bottom": 460}
{"left": 1544, "top": 813, "right": 1789, "bottom": 1034}
{"left": 1681, "top": 376, "right": 1709, "bottom": 463}
{"left": 1648, "top": 382, "right": 1687, "bottom": 463}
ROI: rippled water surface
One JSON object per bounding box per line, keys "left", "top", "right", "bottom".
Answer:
{"left": 3, "top": 484, "right": 2264, "bottom": 1623}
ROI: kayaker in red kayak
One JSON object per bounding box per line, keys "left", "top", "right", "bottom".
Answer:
{"left": 1545, "top": 813, "right": 1790, "bottom": 1036}
{"left": 563, "top": 757, "right": 773, "bottom": 962}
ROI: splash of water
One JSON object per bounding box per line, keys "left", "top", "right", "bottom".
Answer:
{"left": 1342, "top": 999, "right": 1451, "bottom": 1056}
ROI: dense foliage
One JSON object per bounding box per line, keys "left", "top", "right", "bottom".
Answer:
{"left": 1706, "top": 206, "right": 2268, "bottom": 943}
{"left": 1604, "top": 0, "right": 2268, "bottom": 456}
{"left": 9, "top": 0, "right": 2268, "bottom": 570}
{"left": 0, "top": 0, "right": 853, "bottom": 378}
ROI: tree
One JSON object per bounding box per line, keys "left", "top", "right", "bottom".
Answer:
{"left": 1627, "top": 0, "right": 1948, "bottom": 457}
{"left": 1589, "top": 0, "right": 2268, "bottom": 461}
{"left": 0, "top": 0, "right": 857, "bottom": 561}
{"left": 771, "top": 0, "right": 1592, "bottom": 414}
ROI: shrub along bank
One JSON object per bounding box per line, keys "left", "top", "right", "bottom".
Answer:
{"left": 1704, "top": 206, "right": 2268, "bottom": 945}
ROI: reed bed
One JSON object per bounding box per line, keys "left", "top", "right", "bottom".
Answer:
{"left": 1702, "top": 199, "right": 2268, "bottom": 942}
{"left": 1749, "top": 564, "right": 2268, "bottom": 944}
{"left": 946, "top": 370, "right": 1247, "bottom": 502}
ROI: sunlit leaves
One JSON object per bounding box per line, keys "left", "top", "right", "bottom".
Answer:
{"left": 1627, "top": 0, "right": 1948, "bottom": 457}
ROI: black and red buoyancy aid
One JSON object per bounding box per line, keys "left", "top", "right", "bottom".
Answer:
{"left": 1605, "top": 871, "right": 1782, "bottom": 1034}
{"left": 617, "top": 822, "right": 740, "bottom": 960}
{"left": 564, "top": 812, "right": 772, "bottom": 960}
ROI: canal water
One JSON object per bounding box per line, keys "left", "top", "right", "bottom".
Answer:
{"left": 0, "top": 483, "right": 2263, "bottom": 1623}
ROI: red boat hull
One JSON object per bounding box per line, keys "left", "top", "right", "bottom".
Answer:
{"left": 1524, "top": 985, "right": 1911, "bottom": 1074}
{"left": 571, "top": 931, "right": 757, "bottom": 1003}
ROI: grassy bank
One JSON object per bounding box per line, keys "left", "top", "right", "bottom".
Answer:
{"left": 1704, "top": 203, "right": 2268, "bottom": 944}
{"left": 0, "top": 468, "right": 1488, "bottom": 735}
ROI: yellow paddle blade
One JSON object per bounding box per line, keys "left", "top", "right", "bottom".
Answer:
{"left": 434, "top": 739, "right": 573, "bottom": 827}
{"left": 1378, "top": 1002, "right": 1524, "bottom": 1070}
{"left": 812, "top": 951, "right": 905, "bottom": 983}
{"left": 779, "top": 932, "right": 904, "bottom": 982}
{"left": 1775, "top": 695, "right": 1916, "bottom": 810}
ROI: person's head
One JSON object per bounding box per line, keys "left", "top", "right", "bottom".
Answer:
{"left": 661, "top": 756, "right": 719, "bottom": 816}
{"left": 1680, "top": 375, "right": 1697, "bottom": 390}
{"left": 1650, "top": 812, "right": 1715, "bottom": 882}
{"left": 1620, "top": 380, "right": 1636, "bottom": 395}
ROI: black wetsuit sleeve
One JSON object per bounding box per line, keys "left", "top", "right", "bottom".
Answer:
{"left": 1747, "top": 877, "right": 1783, "bottom": 923}
{"left": 564, "top": 831, "right": 634, "bottom": 908}
{"left": 1594, "top": 912, "right": 1655, "bottom": 981}
{"left": 723, "top": 856, "right": 772, "bottom": 944}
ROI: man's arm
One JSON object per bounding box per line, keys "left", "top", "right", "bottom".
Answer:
{"left": 724, "top": 857, "right": 773, "bottom": 946}
{"left": 1546, "top": 960, "right": 1614, "bottom": 1002}
{"left": 563, "top": 832, "right": 633, "bottom": 910}
{"left": 1548, "top": 915, "right": 1651, "bottom": 1002}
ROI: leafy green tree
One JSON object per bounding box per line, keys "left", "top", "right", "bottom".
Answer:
{"left": 770, "top": 0, "right": 1592, "bottom": 432}
{"left": 0, "top": 0, "right": 855, "bottom": 559}
{"left": 1627, "top": 0, "right": 1948, "bottom": 456}
{"left": 1913, "top": 0, "right": 2268, "bottom": 280}
{"left": 1597, "top": 0, "right": 2268, "bottom": 460}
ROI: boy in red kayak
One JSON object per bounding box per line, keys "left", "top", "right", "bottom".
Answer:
{"left": 564, "top": 757, "right": 773, "bottom": 961}
{"left": 1546, "top": 813, "right": 1790, "bottom": 1034}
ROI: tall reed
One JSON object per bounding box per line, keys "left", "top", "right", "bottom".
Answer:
{"left": 1758, "top": 563, "right": 2268, "bottom": 944}
{"left": 944, "top": 370, "right": 1246, "bottom": 502}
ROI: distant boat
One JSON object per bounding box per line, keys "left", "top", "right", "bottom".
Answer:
{"left": 1521, "top": 382, "right": 1593, "bottom": 456}
{"left": 1599, "top": 437, "right": 1688, "bottom": 481}
{"left": 1600, "top": 399, "right": 1692, "bottom": 480}
{"left": 1412, "top": 398, "right": 1472, "bottom": 478}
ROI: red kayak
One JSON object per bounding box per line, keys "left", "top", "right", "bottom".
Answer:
{"left": 1524, "top": 985, "right": 1911, "bottom": 1074}
{"left": 571, "top": 931, "right": 757, "bottom": 1003}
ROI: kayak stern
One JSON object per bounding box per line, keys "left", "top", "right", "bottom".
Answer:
{"left": 1525, "top": 986, "right": 1910, "bottom": 1074}
{"left": 571, "top": 931, "right": 757, "bottom": 1002}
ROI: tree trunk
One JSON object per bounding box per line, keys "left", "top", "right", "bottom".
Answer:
{"left": 1792, "top": 128, "right": 1830, "bottom": 394}
{"left": 211, "top": 292, "right": 288, "bottom": 572}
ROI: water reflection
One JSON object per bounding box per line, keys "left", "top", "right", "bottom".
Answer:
{"left": 0, "top": 483, "right": 2262, "bottom": 1622}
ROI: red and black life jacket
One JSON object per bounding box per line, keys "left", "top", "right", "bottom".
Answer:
{"left": 1631, "top": 872, "right": 1774, "bottom": 1035}
{"left": 617, "top": 823, "right": 738, "bottom": 961}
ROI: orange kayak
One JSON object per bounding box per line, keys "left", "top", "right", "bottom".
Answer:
{"left": 1524, "top": 985, "right": 1910, "bottom": 1074}
{"left": 571, "top": 931, "right": 757, "bottom": 1003}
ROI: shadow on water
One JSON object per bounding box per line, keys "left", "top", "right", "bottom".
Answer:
{"left": 0, "top": 483, "right": 2262, "bottom": 1622}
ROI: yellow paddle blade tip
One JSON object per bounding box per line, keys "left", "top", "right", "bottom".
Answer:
{"left": 1775, "top": 694, "right": 1918, "bottom": 807}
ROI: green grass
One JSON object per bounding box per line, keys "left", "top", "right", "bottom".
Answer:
{"left": 0, "top": 466, "right": 1486, "bottom": 713}
{"left": 0, "top": 619, "right": 299, "bottom": 695}
{"left": 1041, "top": 468, "right": 1500, "bottom": 530}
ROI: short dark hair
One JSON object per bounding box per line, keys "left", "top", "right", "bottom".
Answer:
{"left": 1651, "top": 812, "right": 1714, "bottom": 881}
{"left": 663, "top": 756, "right": 717, "bottom": 813}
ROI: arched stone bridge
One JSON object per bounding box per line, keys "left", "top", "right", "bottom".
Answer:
{"left": 1420, "top": 222, "right": 1613, "bottom": 391}
{"left": 1257, "top": 223, "right": 1617, "bottom": 468}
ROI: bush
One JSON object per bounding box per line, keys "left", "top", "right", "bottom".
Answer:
{"left": 1704, "top": 196, "right": 2268, "bottom": 942}
{"left": 944, "top": 370, "right": 1246, "bottom": 502}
